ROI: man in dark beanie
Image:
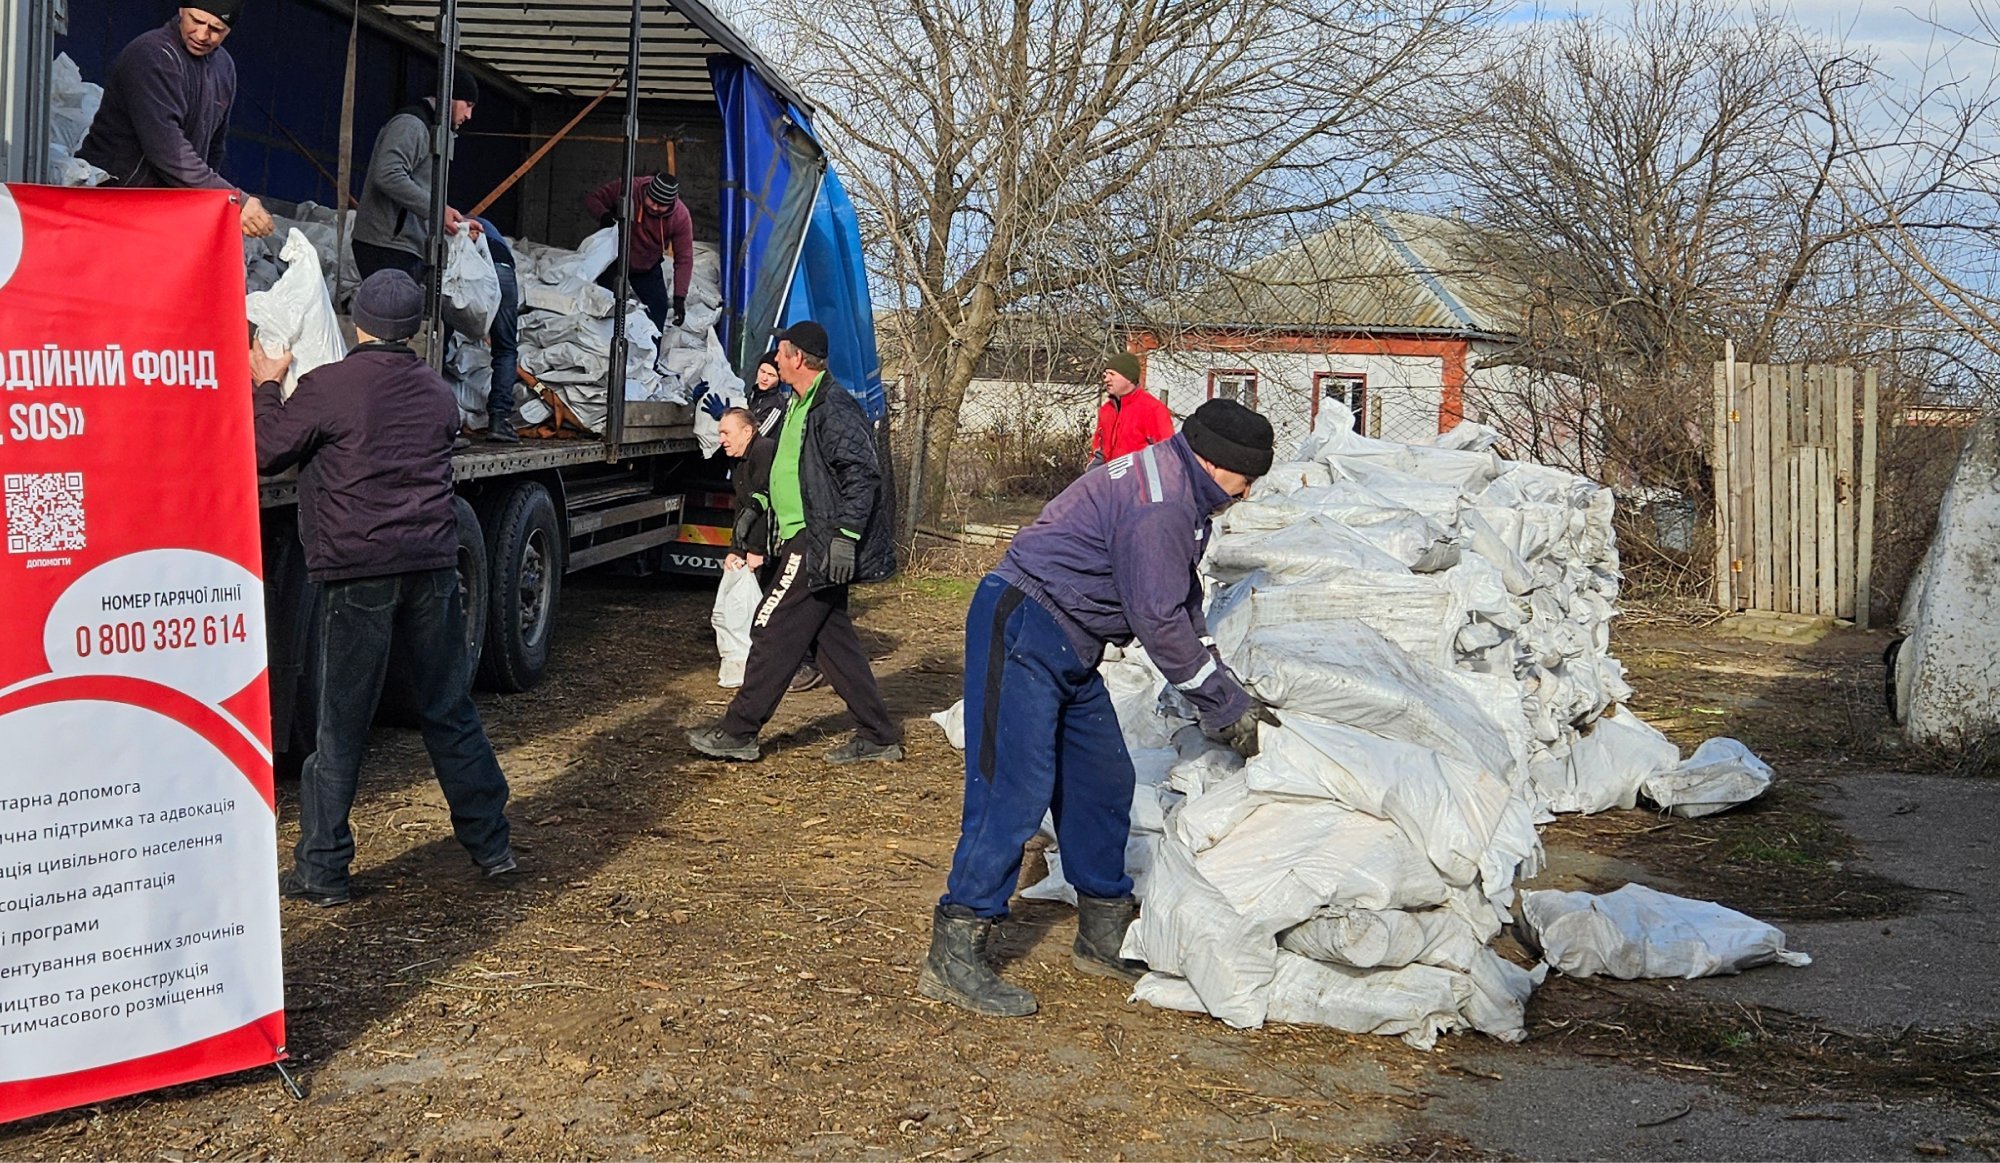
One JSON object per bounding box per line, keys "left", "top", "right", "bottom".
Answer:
{"left": 688, "top": 320, "right": 901, "bottom": 764}
{"left": 78, "top": 5, "right": 274, "bottom": 238}
{"left": 1087, "top": 350, "right": 1172, "bottom": 469}
{"left": 248, "top": 269, "right": 516, "bottom": 908}
{"left": 354, "top": 63, "right": 483, "bottom": 282}
{"left": 917, "top": 397, "right": 1275, "bottom": 1017}
{"left": 585, "top": 171, "right": 695, "bottom": 331}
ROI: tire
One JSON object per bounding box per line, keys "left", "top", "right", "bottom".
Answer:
{"left": 478, "top": 481, "right": 563, "bottom": 692}
{"left": 379, "top": 496, "right": 488, "bottom": 726}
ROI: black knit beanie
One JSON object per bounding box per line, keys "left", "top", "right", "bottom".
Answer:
{"left": 646, "top": 173, "right": 679, "bottom": 209}
{"left": 452, "top": 67, "right": 480, "bottom": 106}
{"left": 188, "top": 1, "right": 244, "bottom": 25}
{"left": 1182, "top": 399, "right": 1275, "bottom": 478}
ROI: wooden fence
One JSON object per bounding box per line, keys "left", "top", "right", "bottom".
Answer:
{"left": 1710, "top": 361, "right": 1879, "bottom": 625}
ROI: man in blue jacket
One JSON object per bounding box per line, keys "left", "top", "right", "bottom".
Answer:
{"left": 250, "top": 270, "right": 515, "bottom": 908}
{"left": 919, "top": 399, "right": 1275, "bottom": 1016}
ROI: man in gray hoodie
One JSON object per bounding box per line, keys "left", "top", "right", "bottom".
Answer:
{"left": 353, "top": 70, "right": 481, "bottom": 283}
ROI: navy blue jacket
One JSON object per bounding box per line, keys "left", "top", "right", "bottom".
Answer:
{"left": 253, "top": 343, "right": 461, "bottom": 584}
{"left": 995, "top": 435, "right": 1250, "bottom": 730}
{"left": 78, "top": 20, "right": 237, "bottom": 191}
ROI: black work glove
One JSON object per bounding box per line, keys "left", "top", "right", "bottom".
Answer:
{"left": 1205, "top": 700, "right": 1278, "bottom": 758}
{"left": 673, "top": 296, "right": 688, "bottom": 328}
{"left": 826, "top": 536, "right": 857, "bottom": 585}
{"left": 598, "top": 211, "right": 619, "bottom": 229}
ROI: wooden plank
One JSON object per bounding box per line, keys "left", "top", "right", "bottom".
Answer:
{"left": 1751, "top": 365, "right": 1773, "bottom": 610}
{"left": 1711, "top": 360, "right": 1733, "bottom": 609}
{"left": 1775, "top": 365, "right": 1796, "bottom": 612}
{"left": 1857, "top": 368, "right": 1880, "bottom": 629}
{"left": 1797, "top": 444, "right": 1818, "bottom": 615}
{"left": 1731, "top": 361, "right": 1754, "bottom": 610}
{"left": 1817, "top": 445, "right": 1837, "bottom": 616}
{"left": 1836, "top": 366, "right": 1857, "bottom": 619}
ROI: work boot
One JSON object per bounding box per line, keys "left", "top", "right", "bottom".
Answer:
{"left": 688, "top": 724, "right": 761, "bottom": 761}
{"left": 487, "top": 414, "right": 520, "bottom": 444}
{"left": 1072, "top": 894, "right": 1148, "bottom": 983}
{"left": 825, "top": 734, "right": 904, "bottom": 764}
{"left": 917, "top": 904, "right": 1038, "bottom": 1017}
{"left": 279, "top": 869, "right": 351, "bottom": 909}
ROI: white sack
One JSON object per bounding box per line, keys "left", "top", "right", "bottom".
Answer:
{"left": 49, "top": 54, "right": 107, "bottom": 187}
{"left": 1263, "top": 951, "right": 1468, "bottom": 1051}
{"left": 443, "top": 337, "right": 492, "bottom": 427}
{"left": 1520, "top": 883, "right": 1811, "bottom": 979}
{"left": 1236, "top": 622, "right": 1518, "bottom": 781}
{"left": 711, "top": 566, "right": 762, "bottom": 687}
{"left": 441, "top": 225, "right": 501, "bottom": 338}
{"left": 1530, "top": 708, "right": 1679, "bottom": 815}
{"left": 931, "top": 699, "right": 966, "bottom": 750}
{"left": 1641, "top": 737, "right": 1772, "bottom": 818}
{"left": 244, "top": 228, "right": 347, "bottom": 398}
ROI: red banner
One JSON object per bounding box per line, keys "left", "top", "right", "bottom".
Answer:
{"left": 0, "top": 185, "right": 285, "bottom": 1122}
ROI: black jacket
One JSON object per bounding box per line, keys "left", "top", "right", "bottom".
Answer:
{"left": 731, "top": 431, "right": 776, "bottom": 556}
{"left": 77, "top": 20, "right": 237, "bottom": 191}
{"left": 793, "top": 375, "right": 896, "bottom": 590}
{"left": 253, "top": 342, "right": 461, "bottom": 584}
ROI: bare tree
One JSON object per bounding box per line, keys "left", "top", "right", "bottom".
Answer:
{"left": 1440, "top": 0, "right": 1931, "bottom": 506}
{"left": 751, "top": 0, "right": 1499, "bottom": 527}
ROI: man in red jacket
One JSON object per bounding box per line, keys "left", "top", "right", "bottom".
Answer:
{"left": 1088, "top": 352, "right": 1173, "bottom": 467}
{"left": 584, "top": 172, "right": 694, "bottom": 331}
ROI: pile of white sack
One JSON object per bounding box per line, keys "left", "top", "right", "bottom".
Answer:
{"left": 937, "top": 403, "right": 1803, "bottom": 1050}
{"left": 241, "top": 211, "right": 744, "bottom": 448}
{"left": 501, "top": 230, "right": 742, "bottom": 441}
{"left": 47, "top": 54, "right": 108, "bottom": 188}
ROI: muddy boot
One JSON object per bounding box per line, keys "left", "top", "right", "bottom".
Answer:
{"left": 1072, "top": 894, "right": 1148, "bottom": 983}
{"left": 487, "top": 413, "right": 520, "bottom": 443}
{"left": 918, "top": 904, "right": 1037, "bottom": 1017}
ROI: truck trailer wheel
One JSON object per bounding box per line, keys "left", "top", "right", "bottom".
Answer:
{"left": 479, "top": 481, "right": 562, "bottom": 692}
{"left": 380, "top": 495, "right": 489, "bottom": 725}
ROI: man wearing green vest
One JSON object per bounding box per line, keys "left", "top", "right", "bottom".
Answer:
{"left": 688, "top": 321, "right": 902, "bottom": 763}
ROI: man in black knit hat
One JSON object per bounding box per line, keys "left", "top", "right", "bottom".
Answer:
{"left": 249, "top": 270, "right": 516, "bottom": 908}
{"left": 354, "top": 64, "right": 483, "bottom": 282}
{"left": 78, "top": 3, "right": 274, "bottom": 238}
{"left": 584, "top": 171, "right": 694, "bottom": 331}
{"left": 918, "top": 398, "right": 1276, "bottom": 1017}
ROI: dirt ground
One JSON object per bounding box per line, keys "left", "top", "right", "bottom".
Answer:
{"left": 2, "top": 558, "right": 1995, "bottom": 1160}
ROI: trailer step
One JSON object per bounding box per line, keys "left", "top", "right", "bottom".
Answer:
{"left": 567, "top": 524, "right": 686, "bottom": 572}
{"left": 568, "top": 495, "right": 683, "bottom": 536}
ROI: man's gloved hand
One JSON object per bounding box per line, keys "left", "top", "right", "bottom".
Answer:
{"left": 826, "top": 536, "right": 857, "bottom": 585}
{"left": 598, "top": 211, "right": 619, "bottom": 229}
{"left": 673, "top": 296, "right": 688, "bottom": 329}
{"left": 700, "top": 392, "right": 728, "bottom": 421}
{"left": 1205, "top": 701, "right": 1278, "bottom": 758}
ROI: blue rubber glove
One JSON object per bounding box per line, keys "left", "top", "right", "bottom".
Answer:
{"left": 700, "top": 392, "right": 727, "bottom": 421}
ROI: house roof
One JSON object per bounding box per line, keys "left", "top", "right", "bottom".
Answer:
{"left": 1174, "top": 209, "right": 1528, "bottom": 337}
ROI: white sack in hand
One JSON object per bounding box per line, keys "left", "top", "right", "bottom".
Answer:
{"left": 245, "top": 227, "right": 346, "bottom": 398}
{"left": 711, "top": 566, "right": 762, "bottom": 687}
{"left": 441, "top": 225, "right": 501, "bottom": 339}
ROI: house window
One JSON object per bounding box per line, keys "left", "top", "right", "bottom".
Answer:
{"left": 1207, "top": 369, "right": 1257, "bottom": 408}
{"left": 1314, "top": 372, "right": 1367, "bottom": 434}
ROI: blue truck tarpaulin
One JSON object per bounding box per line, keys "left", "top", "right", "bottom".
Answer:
{"left": 710, "top": 56, "right": 885, "bottom": 422}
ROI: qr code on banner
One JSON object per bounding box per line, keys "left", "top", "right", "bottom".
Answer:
{"left": 5, "top": 472, "right": 87, "bottom": 555}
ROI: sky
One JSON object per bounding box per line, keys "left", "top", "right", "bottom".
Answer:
{"left": 1525, "top": 1, "right": 2000, "bottom": 93}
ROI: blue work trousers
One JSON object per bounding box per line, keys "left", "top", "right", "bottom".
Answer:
{"left": 488, "top": 260, "right": 519, "bottom": 421}
{"left": 941, "top": 575, "right": 1135, "bottom": 918}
